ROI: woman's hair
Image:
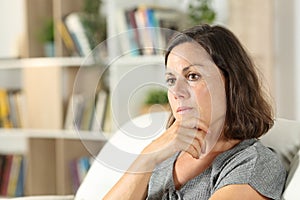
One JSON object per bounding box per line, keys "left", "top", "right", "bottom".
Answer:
{"left": 165, "top": 24, "right": 274, "bottom": 140}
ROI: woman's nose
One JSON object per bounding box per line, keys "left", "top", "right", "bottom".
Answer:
{"left": 170, "top": 79, "right": 190, "bottom": 99}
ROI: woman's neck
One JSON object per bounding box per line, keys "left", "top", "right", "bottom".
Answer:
{"left": 173, "top": 139, "right": 241, "bottom": 190}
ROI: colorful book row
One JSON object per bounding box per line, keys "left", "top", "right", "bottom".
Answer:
{"left": 0, "top": 154, "right": 25, "bottom": 197}
{"left": 0, "top": 88, "right": 26, "bottom": 128}
{"left": 117, "top": 5, "right": 182, "bottom": 56}
{"left": 69, "top": 156, "right": 92, "bottom": 193}
{"left": 64, "top": 89, "right": 109, "bottom": 132}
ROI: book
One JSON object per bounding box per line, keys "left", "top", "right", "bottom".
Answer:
{"left": 7, "top": 90, "right": 18, "bottom": 128}
{"left": 91, "top": 90, "right": 108, "bottom": 132}
{"left": 80, "top": 97, "right": 95, "bottom": 130}
{"left": 13, "top": 91, "right": 27, "bottom": 128}
{"left": 77, "top": 157, "right": 90, "bottom": 183}
{"left": 0, "top": 89, "right": 13, "bottom": 128}
{"left": 69, "top": 159, "right": 80, "bottom": 193}
{"left": 124, "top": 8, "right": 143, "bottom": 55}
{"left": 115, "top": 7, "right": 132, "bottom": 55}
{"left": 7, "top": 155, "right": 22, "bottom": 196}
{"left": 64, "top": 94, "right": 85, "bottom": 130}
{"left": 102, "top": 93, "right": 112, "bottom": 133}
{"left": 15, "top": 157, "right": 24, "bottom": 197}
{"left": 0, "top": 155, "right": 13, "bottom": 196}
{"left": 6, "top": 89, "right": 23, "bottom": 128}
{"left": 63, "top": 12, "right": 92, "bottom": 57}
{"left": 56, "top": 19, "right": 79, "bottom": 56}
{"left": 134, "top": 6, "right": 155, "bottom": 55}
{"left": 69, "top": 156, "right": 91, "bottom": 193}
{"left": 0, "top": 155, "right": 6, "bottom": 190}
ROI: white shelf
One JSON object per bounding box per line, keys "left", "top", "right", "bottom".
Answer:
{"left": 108, "top": 55, "right": 164, "bottom": 68}
{"left": 0, "top": 128, "right": 107, "bottom": 155}
{"left": 0, "top": 56, "right": 95, "bottom": 69}
{"left": 0, "top": 128, "right": 107, "bottom": 141}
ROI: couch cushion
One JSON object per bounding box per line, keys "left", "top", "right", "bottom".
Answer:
{"left": 260, "top": 118, "right": 300, "bottom": 170}
{"left": 75, "top": 112, "right": 169, "bottom": 200}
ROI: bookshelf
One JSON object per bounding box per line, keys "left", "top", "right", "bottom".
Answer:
{"left": 105, "top": 0, "right": 186, "bottom": 131}
{"left": 0, "top": 128, "right": 106, "bottom": 196}
{"left": 0, "top": 0, "right": 108, "bottom": 197}
{"left": 0, "top": 59, "right": 107, "bottom": 196}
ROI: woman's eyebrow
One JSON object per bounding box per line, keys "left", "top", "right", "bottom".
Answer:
{"left": 182, "top": 64, "right": 204, "bottom": 72}
{"left": 165, "top": 64, "right": 204, "bottom": 75}
{"left": 165, "top": 72, "right": 174, "bottom": 76}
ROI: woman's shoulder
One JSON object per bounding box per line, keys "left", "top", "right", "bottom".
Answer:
{"left": 212, "top": 139, "right": 287, "bottom": 200}
{"left": 216, "top": 138, "right": 283, "bottom": 167}
{"left": 216, "top": 138, "right": 286, "bottom": 180}
{"left": 234, "top": 139, "right": 285, "bottom": 170}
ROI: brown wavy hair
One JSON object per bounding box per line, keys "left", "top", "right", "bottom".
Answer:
{"left": 165, "top": 24, "right": 274, "bottom": 140}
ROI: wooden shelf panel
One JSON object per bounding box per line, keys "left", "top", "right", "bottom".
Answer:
{"left": 26, "top": 138, "right": 105, "bottom": 195}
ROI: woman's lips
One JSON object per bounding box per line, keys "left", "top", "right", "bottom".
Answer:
{"left": 176, "top": 106, "right": 193, "bottom": 114}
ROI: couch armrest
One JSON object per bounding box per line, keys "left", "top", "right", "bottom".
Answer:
{"left": 282, "top": 150, "right": 300, "bottom": 200}
{"left": 260, "top": 118, "right": 300, "bottom": 170}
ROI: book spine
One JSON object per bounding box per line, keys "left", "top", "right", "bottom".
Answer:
{"left": 64, "top": 13, "right": 92, "bottom": 57}
{"left": 56, "top": 20, "right": 79, "bottom": 56}
{"left": 125, "top": 9, "right": 143, "bottom": 55}
{"left": 0, "top": 155, "right": 5, "bottom": 191}
{"left": 7, "top": 155, "right": 22, "bottom": 196}
{"left": 0, "top": 155, "right": 13, "bottom": 196}
{"left": 91, "top": 90, "right": 108, "bottom": 132}
{"left": 134, "top": 7, "right": 153, "bottom": 55}
{"left": 69, "top": 159, "right": 80, "bottom": 193}
{"left": 15, "top": 156, "right": 24, "bottom": 197}
{"left": 0, "top": 89, "right": 13, "bottom": 128}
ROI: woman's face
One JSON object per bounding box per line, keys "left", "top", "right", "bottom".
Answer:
{"left": 165, "top": 42, "right": 223, "bottom": 130}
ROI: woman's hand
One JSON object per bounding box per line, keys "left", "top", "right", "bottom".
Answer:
{"left": 104, "top": 117, "right": 208, "bottom": 200}
{"left": 142, "top": 117, "right": 209, "bottom": 166}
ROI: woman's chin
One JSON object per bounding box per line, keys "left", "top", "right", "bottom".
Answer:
{"left": 175, "top": 111, "right": 202, "bottom": 121}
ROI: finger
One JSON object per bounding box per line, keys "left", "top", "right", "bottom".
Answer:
{"left": 176, "top": 128, "right": 206, "bottom": 158}
{"left": 178, "top": 138, "right": 204, "bottom": 159}
{"left": 185, "top": 145, "right": 200, "bottom": 159}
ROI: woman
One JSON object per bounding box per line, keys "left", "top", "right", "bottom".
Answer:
{"left": 104, "top": 25, "right": 286, "bottom": 200}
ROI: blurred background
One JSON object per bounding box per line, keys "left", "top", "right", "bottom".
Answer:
{"left": 0, "top": 0, "right": 299, "bottom": 121}
{"left": 0, "top": 0, "right": 299, "bottom": 197}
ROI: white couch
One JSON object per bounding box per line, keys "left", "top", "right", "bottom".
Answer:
{"left": 9, "top": 112, "right": 300, "bottom": 200}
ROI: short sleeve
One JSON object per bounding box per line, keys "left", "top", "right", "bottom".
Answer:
{"left": 213, "top": 143, "right": 287, "bottom": 200}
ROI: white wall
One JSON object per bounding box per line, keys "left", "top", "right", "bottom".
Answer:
{"left": 295, "top": 0, "right": 300, "bottom": 120}
{"left": 275, "top": 0, "right": 300, "bottom": 120}
{"left": 0, "top": 0, "right": 25, "bottom": 58}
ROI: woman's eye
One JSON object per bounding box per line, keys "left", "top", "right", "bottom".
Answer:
{"left": 187, "top": 73, "right": 201, "bottom": 81}
{"left": 166, "top": 78, "right": 176, "bottom": 86}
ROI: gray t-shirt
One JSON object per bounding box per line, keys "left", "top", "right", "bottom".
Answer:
{"left": 147, "top": 139, "right": 286, "bottom": 200}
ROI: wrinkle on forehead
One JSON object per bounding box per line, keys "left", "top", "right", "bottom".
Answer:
{"left": 166, "top": 41, "right": 214, "bottom": 68}
{"left": 165, "top": 42, "right": 217, "bottom": 79}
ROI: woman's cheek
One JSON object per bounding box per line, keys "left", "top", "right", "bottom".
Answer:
{"left": 194, "top": 88, "right": 212, "bottom": 124}
{"left": 168, "top": 92, "right": 177, "bottom": 116}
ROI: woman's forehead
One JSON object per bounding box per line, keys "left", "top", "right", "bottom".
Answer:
{"left": 166, "top": 42, "right": 212, "bottom": 67}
